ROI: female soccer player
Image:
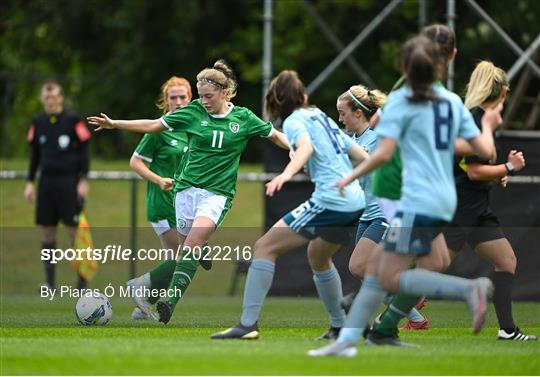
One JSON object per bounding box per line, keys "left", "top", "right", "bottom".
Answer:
{"left": 337, "top": 85, "right": 388, "bottom": 278}
{"left": 444, "top": 61, "right": 536, "bottom": 341}
{"left": 309, "top": 35, "right": 500, "bottom": 357}
{"left": 363, "top": 24, "right": 462, "bottom": 339}
{"left": 88, "top": 59, "right": 290, "bottom": 324}
{"left": 337, "top": 85, "right": 428, "bottom": 332}
{"left": 126, "top": 76, "right": 201, "bottom": 321}
{"left": 211, "top": 70, "right": 370, "bottom": 340}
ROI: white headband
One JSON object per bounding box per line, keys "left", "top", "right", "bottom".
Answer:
{"left": 347, "top": 90, "right": 371, "bottom": 113}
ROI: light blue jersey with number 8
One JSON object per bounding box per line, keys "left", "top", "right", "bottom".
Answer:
{"left": 376, "top": 85, "right": 480, "bottom": 221}
{"left": 283, "top": 107, "right": 365, "bottom": 212}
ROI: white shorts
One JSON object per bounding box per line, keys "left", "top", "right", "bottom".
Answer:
{"left": 376, "top": 198, "right": 400, "bottom": 222}
{"left": 150, "top": 219, "right": 173, "bottom": 236}
{"left": 174, "top": 187, "right": 230, "bottom": 236}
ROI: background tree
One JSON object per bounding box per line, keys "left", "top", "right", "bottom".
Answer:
{"left": 1, "top": 0, "right": 538, "bottom": 159}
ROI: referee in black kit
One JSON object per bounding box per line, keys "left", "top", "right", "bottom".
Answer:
{"left": 24, "top": 80, "right": 91, "bottom": 290}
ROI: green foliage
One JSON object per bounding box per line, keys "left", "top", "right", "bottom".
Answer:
{"left": 2, "top": 0, "right": 539, "bottom": 158}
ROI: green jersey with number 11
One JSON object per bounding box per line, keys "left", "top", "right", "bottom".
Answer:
{"left": 161, "top": 99, "right": 273, "bottom": 199}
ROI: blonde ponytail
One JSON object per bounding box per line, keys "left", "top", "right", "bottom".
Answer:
{"left": 337, "top": 85, "right": 386, "bottom": 119}
{"left": 465, "top": 61, "right": 508, "bottom": 109}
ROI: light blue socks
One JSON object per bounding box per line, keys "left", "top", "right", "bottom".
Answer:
{"left": 338, "top": 275, "right": 387, "bottom": 343}
{"left": 313, "top": 265, "right": 346, "bottom": 328}
{"left": 240, "top": 259, "right": 275, "bottom": 327}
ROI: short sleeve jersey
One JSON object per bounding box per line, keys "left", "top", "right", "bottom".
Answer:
{"left": 351, "top": 128, "right": 385, "bottom": 221}
{"left": 161, "top": 100, "right": 273, "bottom": 199}
{"left": 376, "top": 86, "right": 480, "bottom": 221}
{"left": 134, "top": 131, "right": 188, "bottom": 222}
{"left": 284, "top": 107, "right": 365, "bottom": 212}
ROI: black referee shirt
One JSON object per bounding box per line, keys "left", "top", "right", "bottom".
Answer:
{"left": 453, "top": 107, "right": 493, "bottom": 192}
{"left": 27, "top": 110, "right": 90, "bottom": 181}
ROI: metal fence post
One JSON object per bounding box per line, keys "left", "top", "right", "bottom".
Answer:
{"left": 262, "top": 0, "right": 273, "bottom": 121}
{"left": 130, "top": 177, "right": 137, "bottom": 279}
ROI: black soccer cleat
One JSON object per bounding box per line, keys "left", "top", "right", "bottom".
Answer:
{"left": 365, "top": 330, "right": 418, "bottom": 347}
{"left": 340, "top": 291, "right": 357, "bottom": 314}
{"left": 316, "top": 326, "right": 341, "bottom": 341}
{"left": 156, "top": 301, "right": 173, "bottom": 324}
{"left": 210, "top": 322, "right": 260, "bottom": 339}
{"left": 498, "top": 327, "right": 537, "bottom": 341}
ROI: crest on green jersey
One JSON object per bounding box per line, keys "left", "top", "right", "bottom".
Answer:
{"left": 200, "top": 120, "right": 209, "bottom": 127}
{"left": 229, "top": 122, "right": 240, "bottom": 133}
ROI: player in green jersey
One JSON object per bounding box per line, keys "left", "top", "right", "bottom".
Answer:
{"left": 126, "top": 76, "right": 200, "bottom": 320}
{"left": 88, "top": 60, "right": 290, "bottom": 324}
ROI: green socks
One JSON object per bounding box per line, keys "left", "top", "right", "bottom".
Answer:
{"left": 166, "top": 256, "right": 199, "bottom": 308}
{"left": 148, "top": 258, "right": 199, "bottom": 306}
{"left": 148, "top": 260, "right": 176, "bottom": 304}
{"left": 372, "top": 293, "right": 421, "bottom": 336}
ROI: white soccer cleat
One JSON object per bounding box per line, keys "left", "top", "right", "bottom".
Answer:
{"left": 498, "top": 327, "right": 537, "bottom": 341}
{"left": 126, "top": 278, "right": 158, "bottom": 321}
{"left": 307, "top": 341, "right": 357, "bottom": 357}
{"left": 467, "top": 277, "right": 493, "bottom": 335}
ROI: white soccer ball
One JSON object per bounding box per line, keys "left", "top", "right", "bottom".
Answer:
{"left": 75, "top": 293, "right": 112, "bottom": 325}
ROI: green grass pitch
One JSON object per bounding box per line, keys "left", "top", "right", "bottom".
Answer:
{"left": 1, "top": 295, "right": 539, "bottom": 375}
{"left": 1, "top": 159, "right": 539, "bottom": 374}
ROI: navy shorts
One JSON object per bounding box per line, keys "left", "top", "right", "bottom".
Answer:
{"left": 355, "top": 217, "right": 389, "bottom": 244}
{"left": 384, "top": 211, "right": 448, "bottom": 256}
{"left": 283, "top": 200, "right": 362, "bottom": 245}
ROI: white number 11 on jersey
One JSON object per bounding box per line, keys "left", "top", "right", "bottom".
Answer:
{"left": 212, "top": 130, "right": 224, "bottom": 148}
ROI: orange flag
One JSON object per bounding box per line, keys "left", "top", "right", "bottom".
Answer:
{"left": 71, "top": 212, "right": 98, "bottom": 282}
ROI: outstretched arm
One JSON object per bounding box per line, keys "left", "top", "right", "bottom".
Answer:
{"left": 267, "top": 129, "right": 290, "bottom": 150}
{"left": 265, "top": 135, "right": 313, "bottom": 197}
{"left": 336, "top": 137, "right": 396, "bottom": 194}
{"left": 87, "top": 113, "right": 165, "bottom": 134}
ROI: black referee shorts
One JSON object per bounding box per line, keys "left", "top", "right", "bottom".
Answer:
{"left": 36, "top": 174, "right": 82, "bottom": 227}
{"left": 444, "top": 189, "right": 505, "bottom": 252}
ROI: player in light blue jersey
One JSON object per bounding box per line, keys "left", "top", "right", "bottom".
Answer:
{"left": 336, "top": 84, "right": 428, "bottom": 329}
{"left": 212, "top": 70, "right": 371, "bottom": 340}
{"left": 337, "top": 86, "right": 388, "bottom": 276}
{"left": 309, "top": 35, "right": 501, "bottom": 357}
